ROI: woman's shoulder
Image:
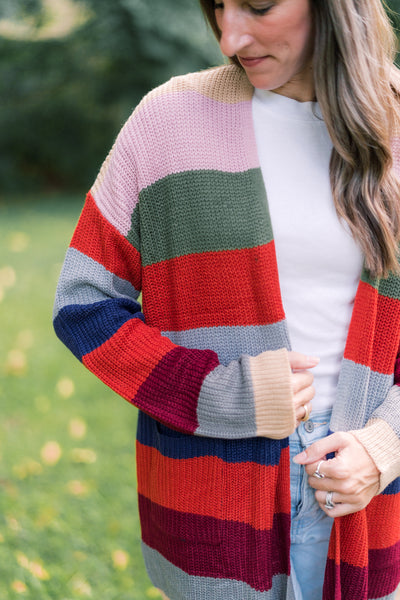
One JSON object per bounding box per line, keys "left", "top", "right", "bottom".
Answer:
{"left": 138, "top": 63, "right": 253, "bottom": 111}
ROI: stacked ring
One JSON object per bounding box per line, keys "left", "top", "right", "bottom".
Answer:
{"left": 324, "top": 491, "right": 335, "bottom": 510}
{"left": 313, "top": 460, "right": 325, "bottom": 479}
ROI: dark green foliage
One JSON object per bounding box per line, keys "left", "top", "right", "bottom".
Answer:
{"left": 1, "top": 0, "right": 400, "bottom": 193}
{"left": 0, "top": 0, "right": 221, "bottom": 193}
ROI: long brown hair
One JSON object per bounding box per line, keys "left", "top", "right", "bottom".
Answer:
{"left": 199, "top": 0, "right": 400, "bottom": 277}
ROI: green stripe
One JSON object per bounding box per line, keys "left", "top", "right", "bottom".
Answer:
{"left": 127, "top": 169, "right": 273, "bottom": 266}
{"left": 361, "top": 267, "right": 400, "bottom": 300}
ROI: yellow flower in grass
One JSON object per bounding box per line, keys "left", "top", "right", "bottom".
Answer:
{"left": 9, "top": 232, "right": 30, "bottom": 253}
{"left": 5, "top": 349, "right": 27, "bottom": 376}
{"left": 11, "top": 580, "right": 27, "bottom": 593}
{"left": 70, "top": 448, "right": 97, "bottom": 464}
{"left": 67, "top": 480, "right": 90, "bottom": 497}
{"left": 41, "top": 441, "right": 62, "bottom": 466}
{"left": 16, "top": 552, "right": 50, "bottom": 580}
{"left": 6, "top": 516, "right": 21, "bottom": 532}
{"left": 70, "top": 575, "right": 92, "bottom": 596}
{"left": 56, "top": 377, "right": 75, "bottom": 398}
{"left": 0, "top": 265, "right": 16, "bottom": 288}
{"left": 13, "top": 458, "right": 43, "bottom": 479}
{"left": 112, "top": 549, "right": 130, "bottom": 571}
{"left": 68, "top": 417, "right": 87, "bottom": 440}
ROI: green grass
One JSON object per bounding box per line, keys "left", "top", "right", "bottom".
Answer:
{"left": 0, "top": 195, "right": 161, "bottom": 599}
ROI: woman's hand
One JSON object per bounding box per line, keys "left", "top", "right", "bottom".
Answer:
{"left": 293, "top": 432, "right": 380, "bottom": 517}
{"left": 288, "top": 351, "right": 319, "bottom": 428}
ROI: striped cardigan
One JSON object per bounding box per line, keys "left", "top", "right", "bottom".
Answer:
{"left": 54, "top": 64, "right": 400, "bottom": 599}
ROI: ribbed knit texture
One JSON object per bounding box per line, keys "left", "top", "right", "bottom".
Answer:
{"left": 54, "top": 64, "right": 400, "bottom": 600}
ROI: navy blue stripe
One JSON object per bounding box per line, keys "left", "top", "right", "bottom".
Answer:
{"left": 137, "top": 411, "right": 288, "bottom": 466}
{"left": 54, "top": 298, "right": 144, "bottom": 360}
{"left": 382, "top": 477, "right": 400, "bottom": 495}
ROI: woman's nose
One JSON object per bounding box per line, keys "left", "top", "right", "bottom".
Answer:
{"left": 218, "top": 12, "right": 253, "bottom": 58}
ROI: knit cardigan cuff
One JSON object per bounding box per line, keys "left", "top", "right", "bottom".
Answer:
{"left": 351, "top": 418, "right": 400, "bottom": 494}
{"left": 251, "top": 348, "right": 296, "bottom": 439}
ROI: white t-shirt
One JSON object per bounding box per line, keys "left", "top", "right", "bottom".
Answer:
{"left": 252, "top": 88, "right": 363, "bottom": 412}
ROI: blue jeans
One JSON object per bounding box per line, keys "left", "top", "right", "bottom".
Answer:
{"left": 289, "top": 410, "right": 334, "bottom": 600}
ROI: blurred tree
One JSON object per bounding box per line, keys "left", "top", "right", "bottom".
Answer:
{"left": 1, "top": 0, "right": 400, "bottom": 193}
{"left": 0, "top": 0, "right": 221, "bottom": 193}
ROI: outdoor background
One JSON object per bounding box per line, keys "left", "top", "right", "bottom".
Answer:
{"left": 0, "top": 1, "right": 399, "bottom": 599}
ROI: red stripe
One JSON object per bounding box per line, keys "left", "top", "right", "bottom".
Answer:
{"left": 366, "top": 492, "right": 400, "bottom": 550}
{"left": 136, "top": 442, "right": 290, "bottom": 531}
{"left": 344, "top": 281, "right": 400, "bottom": 373}
{"left": 328, "top": 513, "right": 368, "bottom": 568}
{"left": 83, "top": 318, "right": 175, "bottom": 400}
{"left": 142, "top": 242, "right": 284, "bottom": 331}
{"left": 71, "top": 192, "right": 141, "bottom": 290}
{"left": 327, "top": 498, "right": 400, "bottom": 569}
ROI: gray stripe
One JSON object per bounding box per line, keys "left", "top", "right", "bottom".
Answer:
{"left": 53, "top": 247, "right": 140, "bottom": 319}
{"left": 162, "top": 323, "right": 291, "bottom": 439}
{"left": 142, "top": 542, "right": 291, "bottom": 600}
{"left": 332, "top": 359, "right": 394, "bottom": 431}
{"left": 161, "top": 322, "right": 291, "bottom": 366}
{"left": 196, "top": 356, "right": 257, "bottom": 438}
{"left": 371, "top": 593, "right": 398, "bottom": 600}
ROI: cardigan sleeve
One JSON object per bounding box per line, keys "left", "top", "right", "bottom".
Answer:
{"left": 53, "top": 104, "right": 296, "bottom": 440}
{"left": 53, "top": 193, "right": 295, "bottom": 440}
{"left": 351, "top": 355, "right": 400, "bottom": 493}
{"left": 351, "top": 356, "right": 400, "bottom": 492}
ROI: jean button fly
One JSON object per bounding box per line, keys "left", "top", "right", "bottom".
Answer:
{"left": 304, "top": 420, "right": 314, "bottom": 433}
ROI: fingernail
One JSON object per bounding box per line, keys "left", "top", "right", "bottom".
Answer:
{"left": 293, "top": 451, "right": 306, "bottom": 464}
{"left": 307, "top": 356, "right": 320, "bottom": 365}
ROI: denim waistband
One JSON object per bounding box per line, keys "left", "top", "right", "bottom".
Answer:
{"left": 289, "top": 408, "right": 332, "bottom": 448}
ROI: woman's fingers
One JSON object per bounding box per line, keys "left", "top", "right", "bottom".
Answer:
{"left": 292, "top": 370, "right": 314, "bottom": 394}
{"left": 287, "top": 351, "right": 319, "bottom": 426}
{"left": 294, "top": 433, "right": 381, "bottom": 517}
{"left": 288, "top": 351, "right": 320, "bottom": 371}
{"left": 314, "top": 489, "right": 365, "bottom": 517}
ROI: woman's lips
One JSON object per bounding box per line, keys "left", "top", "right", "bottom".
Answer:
{"left": 238, "top": 55, "right": 269, "bottom": 68}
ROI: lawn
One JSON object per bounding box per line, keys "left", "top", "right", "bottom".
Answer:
{"left": 0, "top": 195, "right": 161, "bottom": 599}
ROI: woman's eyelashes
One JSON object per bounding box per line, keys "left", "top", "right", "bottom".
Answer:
{"left": 250, "top": 5, "right": 273, "bottom": 15}
{"left": 214, "top": 2, "right": 273, "bottom": 15}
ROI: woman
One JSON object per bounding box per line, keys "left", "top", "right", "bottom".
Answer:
{"left": 54, "top": 0, "right": 400, "bottom": 598}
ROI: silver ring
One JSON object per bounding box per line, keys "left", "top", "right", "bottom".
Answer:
{"left": 313, "top": 460, "right": 325, "bottom": 479}
{"left": 324, "top": 491, "right": 335, "bottom": 510}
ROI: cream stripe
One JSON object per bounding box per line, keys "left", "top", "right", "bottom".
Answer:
{"left": 249, "top": 348, "right": 295, "bottom": 439}
{"left": 139, "top": 63, "right": 253, "bottom": 108}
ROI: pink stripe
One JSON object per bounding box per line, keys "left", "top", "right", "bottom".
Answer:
{"left": 92, "top": 91, "right": 258, "bottom": 236}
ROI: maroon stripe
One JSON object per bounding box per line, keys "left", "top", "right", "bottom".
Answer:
{"left": 135, "top": 346, "right": 219, "bottom": 433}
{"left": 324, "top": 550, "right": 400, "bottom": 600}
{"left": 368, "top": 540, "right": 400, "bottom": 599}
{"left": 138, "top": 494, "right": 290, "bottom": 592}
{"left": 323, "top": 558, "right": 367, "bottom": 600}
{"left": 369, "top": 540, "right": 400, "bottom": 571}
